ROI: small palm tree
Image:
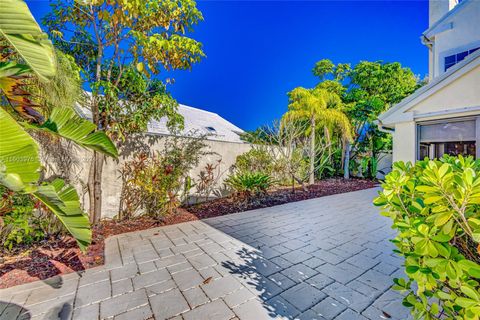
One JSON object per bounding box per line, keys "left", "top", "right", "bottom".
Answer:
{"left": 283, "top": 87, "right": 352, "bottom": 185}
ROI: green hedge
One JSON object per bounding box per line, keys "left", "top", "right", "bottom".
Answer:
{"left": 374, "top": 155, "right": 480, "bottom": 319}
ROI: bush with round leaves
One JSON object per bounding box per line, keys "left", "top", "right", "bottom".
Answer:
{"left": 374, "top": 155, "right": 480, "bottom": 319}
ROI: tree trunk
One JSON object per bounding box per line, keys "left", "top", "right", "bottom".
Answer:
{"left": 88, "top": 37, "right": 104, "bottom": 224}
{"left": 309, "top": 117, "right": 315, "bottom": 185}
{"left": 324, "top": 127, "right": 332, "bottom": 160}
{"left": 88, "top": 154, "right": 95, "bottom": 221}
{"left": 89, "top": 151, "right": 104, "bottom": 223}
{"left": 344, "top": 140, "right": 351, "bottom": 180}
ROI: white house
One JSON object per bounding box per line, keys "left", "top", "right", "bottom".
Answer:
{"left": 378, "top": 0, "right": 480, "bottom": 163}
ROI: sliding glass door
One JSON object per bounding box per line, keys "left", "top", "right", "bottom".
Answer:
{"left": 417, "top": 118, "right": 478, "bottom": 160}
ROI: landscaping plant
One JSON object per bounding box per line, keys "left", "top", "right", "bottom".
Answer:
{"left": 312, "top": 59, "right": 421, "bottom": 179}
{"left": 196, "top": 160, "right": 225, "bottom": 202}
{"left": 119, "top": 134, "right": 210, "bottom": 219}
{"left": 0, "top": 0, "right": 117, "bottom": 251}
{"left": 43, "top": 0, "right": 205, "bottom": 222}
{"left": 235, "top": 149, "right": 275, "bottom": 175}
{"left": 374, "top": 155, "right": 480, "bottom": 319}
{"left": 284, "top": 87, "right": 352, "bottom": 184}
{"left": 225, "top": 172, "right": 273, "bottom": 199}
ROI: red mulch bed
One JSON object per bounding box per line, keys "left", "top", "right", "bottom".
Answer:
{"left": 0, "top": 178, "right": 376, "bottom": 289}
{"left": 187, "top": 178, "right": 377, "bottom": 219}
{"left": 0, "top": 209, "right": 198, "bottom": 289}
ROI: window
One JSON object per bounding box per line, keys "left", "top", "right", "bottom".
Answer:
{"left": 417, "top": 119, "right": 477, "bottom": 160}
{"left": 444, "top": 47, "right": 480, "bottom": 72}
{"left": 205, "top": 126, "right": 217, "bottom": 133}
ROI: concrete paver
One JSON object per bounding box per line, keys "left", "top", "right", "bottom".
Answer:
{"left": 0, "top": 188, "right": 411, "bottom": 319}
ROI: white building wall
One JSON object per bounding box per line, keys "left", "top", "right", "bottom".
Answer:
{"left": 392, "top": 122, "right": 417, "bottom": 163}
{"left": 430, "top": 2, "right": 480, "bottom": 78}
{"left": 42, "top": 136, "right": 251, "bottom": 219}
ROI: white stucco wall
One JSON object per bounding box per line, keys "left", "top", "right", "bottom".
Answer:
{"left": 412, "top": 65, "right": 480, "bottom": 113}
{"left": 392, "top": 121, "right": 417, "bottom": 163}
{"left": 43, "top": 135, "right": 251, "bottom": 219}
{"left": 430, "top": 2, "right": 480, "bottom": 78}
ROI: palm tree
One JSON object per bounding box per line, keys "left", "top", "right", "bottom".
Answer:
{"left": 283, "top": 87, "right": 352, "bottom": 185}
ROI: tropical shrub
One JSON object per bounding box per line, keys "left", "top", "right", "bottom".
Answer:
{"left": 0, "top": 0, "right": 118, "bottom": 251}
{"left": 2, "top": 206, "right": 43, "bottom": 251}
{"left": 0, "top": 186, "right": 66, "bottom": 251}
{"left": 225, "top": 172, "right": 273, "bottom": 199}
{"left": 235, "top": 149, "right": 274, "bottom": 175}
{"left": 119, "top": 135, "right": 210, "bottom": 219}
{"left": 374, "top": 155, "right": 480, "bottom": 319}
{"left": 196, "top": 160, "right": 225, "bottom": 202}
{"left": 1, "top": 187, "right": 38, "bottom": 250}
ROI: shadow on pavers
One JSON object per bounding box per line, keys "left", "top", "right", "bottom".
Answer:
{"left": 0, "top": 301, "right": 31, "bottom": 320}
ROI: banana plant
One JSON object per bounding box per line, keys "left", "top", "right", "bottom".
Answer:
{"left": 0, "top": 0, "right": 118, "bottom": 250}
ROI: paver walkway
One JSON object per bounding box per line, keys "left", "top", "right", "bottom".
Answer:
{"left": 0, "top": 188, "right": 411, "bottom": 320}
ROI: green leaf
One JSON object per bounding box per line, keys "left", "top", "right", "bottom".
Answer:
{"left": 438, "top": 163, "right": 450, "bottom": 178}
{"left": 456, "top": 297, "right": 478, "bottom": 308}
{"left": 406, "top": 266, "right": 419, "bottom": 274}
{"left": 473, "top": 232, "right": 480, "bottom": 243}
{"left": 464, "top": 168, "right": 474, "bottom": 185}
{"left": 434, "top": 242, "right": 450, "bottom": 258}
{"left": 373, "top": 196, "right": 387, "bottom": 206}
{"left": 33, "top": 179, "right": 91, "bottom": 251}
{"left": 0, "top": 0, "right": 56, "bottom": 81}
{"left": 427, "top": 241, "right": 439, "bottom": 258}
{"left": 459, "top": 260, "right": 480, "bottom": 278}
{"left": 0, "top": 61, "right": 31, "bottom": 78}
{"left": 437, "top": 291, "right": 452, "bottom": 300}
{"left": 416, "top": 185, "right": 438, "bottom": 193}
{"left": 461, "top": 286, "right": 480, "bottom": 301}
{"left": 447, "top": 261, "right": 457, "bottom": 279}
{"left": 424, "top": 196, "right": 443, "bottom": 205}
{"left": 418, "top": 224, "right": 429, "bottom": 236}
{"left": 0, "top": 108, "right": 91, "bottom": 251}
{"left": 434, "top": 211, "right": 452, "bottom": 227}
{"left": 25, "top": 107, "right": 118, "bottom": 158}
{"left": 0, "top": 107, "right": 40, "bottom": 191}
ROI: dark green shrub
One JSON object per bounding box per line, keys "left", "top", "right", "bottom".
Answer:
{"left": 374, "top": 155, "right": 480, "bottom": 319}
{"left": 225, "top": 172, "right": 273, "bottom": 198}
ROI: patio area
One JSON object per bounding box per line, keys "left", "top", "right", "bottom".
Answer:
{"left": 0, "top": 188, "right": 411, "bottom": 320}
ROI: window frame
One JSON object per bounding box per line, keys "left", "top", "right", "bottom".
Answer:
{"left": 416, "top": 116, "right": 480, "bottom": 160}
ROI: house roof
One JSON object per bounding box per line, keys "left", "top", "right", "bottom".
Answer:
{"left": 75, "top": 100, "right": 245, "bottom": 143}
{"left": 378, "top": 49, "right": 480, "bottom": 126}
{"left": 147, "top": 104, "right": 245, "bottom": 143}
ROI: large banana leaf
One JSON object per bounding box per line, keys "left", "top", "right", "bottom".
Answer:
{"left": 25, "top": 107, "right": 118, "bottom": 158}
{"left": 34, "top": 179, "right": 91, "bottom": 251}
{"left": 0, "top": 107, "right": 40, "bottom": 191}
{"left": 0, "top": 0, "right": 56, "bottom": 81}
{"left": 0, "top": 108, "right": 92, "bottom": 250}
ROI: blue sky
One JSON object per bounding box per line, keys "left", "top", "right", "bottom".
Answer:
{"left": 28, "top": 0, "right": 429, "bottom": 131}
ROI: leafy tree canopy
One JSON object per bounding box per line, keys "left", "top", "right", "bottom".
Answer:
{"left": 43, "top": 0, "right": 205, "bottom": 82}
{"left": 42, "top": 0, "right": 206, "bottom": 139}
